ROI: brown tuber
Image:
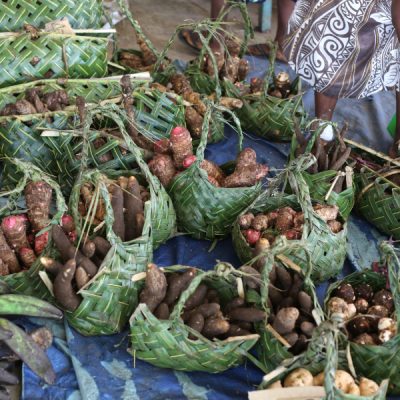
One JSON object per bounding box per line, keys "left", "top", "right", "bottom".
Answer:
{"left": 53, "top": 259, "right": 81, "bottom": 312}
{"left": 372, "top": 289, "right": 394, "bottom": 312}
{"left": 165, "top": 269, "right": 196, "bottom": 305}
{"left": 273, "top": 307, "right": 300, "bottom": 335}
{"left": 140, "top": 264, "right": 168, "bottom": 312}
{"left": 0, "top": 228, "right": 20, "bottom": 273}
{"left": 170, "top": 126, "right": 193, "bottom": 168}
{"left": 1, "top": 215, "right": 30, "bottom": 252}
{"left": 354, "top": 284, "right": 374, "bottom": 301}
{"left": 25, "top": 181, "right": 52, "bottom": 231}
{"left": 238, "top": 213, "right": 254, "bottom": 229}
{"left": 333, "top": 283, "right": 355, "bottom": 303}
{"left": 148, "top": 154, "right": 176, "bottom": 187}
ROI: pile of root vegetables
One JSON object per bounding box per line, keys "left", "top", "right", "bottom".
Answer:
{"left": 266, "top": 368, "right": 380, "bottom": 396}
{"left": 118, "top": 36, "right": 158, "bottom": 71}
{"left": 327, "top": 282, "right": 397, "bottom": 345}
{"left": 0, "top": 181, "right": 55, "bottom": 274}
{"left": 148, "top": 126, "right": 268, "bottom": 188}
{"left": 0, "top": 89, "right": 69, "bottom": 116}
{"left": 239, "top": 204, "right": 343, "bottom": 248}
{"left": 240, "top": 260, "right": 317, "bottom": 355}
{"left": 294, "top": 125, "right": 352, "bottom": 193}
{"left": 151, "top": 73, "right": 243, "bottom": 140}
{"left": 41, "top": 175, "right": 148, "bottom": 312}
{"left": 139, "top": 263, "right": 265, "bottom": 339}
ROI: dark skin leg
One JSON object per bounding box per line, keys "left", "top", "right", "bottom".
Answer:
{"left": 389, "top": 0, "right": 400, "bottom": 157}
{"left": 210, "top": 0, "right": 226, "bottom": 51}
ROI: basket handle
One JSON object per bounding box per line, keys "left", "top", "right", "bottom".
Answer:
{"left": 194, "top": 102, "right": 244, "bottom": 163}
{"left": 0, "top": 158, "right": 67, "bottom": 231}
{"left": 262, "top": 40, "right": 278, "bottom": 97}
{"left": 116, "top": 0, "right": 159, "bottom": 59}
{"left": 379, "top": 241, "right": 400, "bottom": 331}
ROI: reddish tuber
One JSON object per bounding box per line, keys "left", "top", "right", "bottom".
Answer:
{"left": 154, "top": 138, "right": 171, "bottom": 154}
{"left": 61, "top": 214, "right": 75, "bottom": 234}
{"left": 19, "top": 247, "right": 37, "bottom": 268}
{"left": 34, "top": 231, "right": 49, "bottom": 255}
{"left": 183, "top": 155, "right": 197, "bottom": 169}
{"left": 243, "top": 229, "right": 261, "bottom": 246}
{"left": 1, "top": 215, "right": 30, "bottom": 251}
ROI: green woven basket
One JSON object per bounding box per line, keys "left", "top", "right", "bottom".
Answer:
{"left": 232, "top": 155, "right": 347, "bottom": 283}
{"left": 60, "top": 169, "right": 153, "bottom": 336}
{"left": 223, "top": 43, "right": 307, "bottom": 142}
{"left": 259, "top": 322, "right": 389, "bottom": 400}
{"left": 184, "top": 2, "right": 253, "bottom": 96}
{"left": 325, "top": 241, "right": 400, "bottom": 394}
{"left": 0, "top": 0, "right": 104, "bottom": 31}
{"left": 129, "top": 264, "right": 260, "bottom": 372}
{"left": 0, "top": 32, "right": 108, "bottom": 88}
{"left": 355, "top": 164, "right": 400, "bottom": 239}
{"left": 288, "top": 122, "right": 355, "bottom": 219}
{"left": 168, "top": 106, "right": 262, "bottom": 240}
{"left": 252, "top": 243, "right": 323, "bottom": 372}
{"left": 0, "top": 159, "right": 67, "bottom": 299}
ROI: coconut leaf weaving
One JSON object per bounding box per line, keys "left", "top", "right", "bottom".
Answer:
{"left": 325, "top": 242, "right": 400, "bottom": 394}
{"left": 168, "top": 105, "right": 261, "bottom": 240}
{"left": 73, "top": 103, "right": 177, "bottom": 248}
{"left": 232, "top": 155, "right": 347, "bottom": 282}
{"left": 0, "top": 77, "right": 148, "bottom": 110}
{"left": 355, "top": 166, "right": 400, "bottom": 239}
{"left": 64, "top": 170, "right": 153, "bottom": 336}
{"left": 0, "top": 159, "right": 67, "bottom": 299}
{"left": 0, "top": 0, "right": 104, "bottom": 31}
{"left": 0, "top": 32, "right": 108, "bottom": 88}
{"left": 254, "top": 242, "right": 323, "bottom": 371}
{"left": 223, "top": 77, "right": 306, "bottom": 142}
{"left": 129, "top": 264, "right": 259, "bottom": 372}
{"left": 259, "top": 322, "right": 389, "bottom": 399}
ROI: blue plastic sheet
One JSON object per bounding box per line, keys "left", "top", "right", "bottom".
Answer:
{"left": 22, "top": 55, "right": 399, "bottom": 399}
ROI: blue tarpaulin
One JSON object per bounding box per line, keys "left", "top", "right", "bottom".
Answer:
{"left": 21, "top": 56, "right": 398, "bottom": 399}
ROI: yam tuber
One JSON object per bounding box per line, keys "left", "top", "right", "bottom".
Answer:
{"left": 93, "top": 236, "right": 111, "bottom": 259}
{"left": 81, "top": 240, "right": 96, "bottom": 259}
{"left": 185, "top": 107, "right": 204, "bottom": 139}
{"left": 154, "top": 303, "right": 170, "bottom": 320}
{"left": 34, "top": 231, "right": 49, "bottom": 255}
{"left": 187, "top": 313, "right": 205, "bottom": 338}
{"left": 137, "top": 36, "right": 157, "bottom": 66}
{"left": 40, "top": 257, "right": 64, "bottom": 276}
{"left": 200, "top": 160, "right": 226, "bottom": 185}
{"left": 53, "top": 259, "right": 81, "bottom": 312}
{"left": 165, "top": 268, "right": 196, "bottom": 305}
{"left": 18, "top": 247, "right": 36, "bottom": 268}
{"left": 1, "top": 215, "right": 31, "bottom": 254}
{"left": 51, "top": 225, "right": 98, "bottom": 277}
{"left": 359, "top": 377, "right": 379, "bottom": 396}
{"left": 140, "top": 264, "right": 168, "bottom": 312}
{"left": 109, "top": 183, "right": 125, "bottom": 241}
{"left": 184, "top": 284, "right": 208, "bottom": 310}
{"left": 75, "top": 266, "right": 90, "bottom": 289}
{"left": 170, "top": 126, "right": 193, "bottom": 168}
{"left": 0, "top": 228, "right": 20, "bottom": 273}
{"left": 236, "top": 148, "right": 257, "bottom": 170}
{"left": 228, "top": 307, "right": 266, "bottom": 322}
{"left": 124, "top": 176, "right": 144, "bottom": 241}
{"left": 25, "top": 181, "right": 52, "bottom": 231}
{"left": 272, "top": 307, "right": 300, "bottom": 335}
{"left": 202, "top": 316, "right": 229, "bottom": 338}
{"left": 148, "top": 154, "right": 176, "bottom": 187}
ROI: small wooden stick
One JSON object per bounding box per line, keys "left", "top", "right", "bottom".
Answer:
{"left": 330, "top": 147, "right": 351, "bottom": 171}
{"left": 332, "top": 175, "right": 345, "bottom": 194}
{"left": 329, "top": 143, "right": 341, "bottom": 169}
{"left": 337, "top": 122, "right": 348, "bottom": 152}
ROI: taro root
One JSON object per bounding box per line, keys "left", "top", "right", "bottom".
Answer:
{"left": 354, "top": 283, "right": 374, "bottom": 301}
{"left": 333, "top": 283, "right": 355, "bottom": 303}
{"left": 346, "top": 316, "right": 371, "bottom": 336}
{"left": 372, "top": 289, "right": 394, "bottom": 313}
{"left": 354, "top": 298, "right": 369, "bottom": 314}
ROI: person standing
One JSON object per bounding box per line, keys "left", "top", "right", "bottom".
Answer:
{"left": 283, "top": 0, "right": 400, "bottom": 155}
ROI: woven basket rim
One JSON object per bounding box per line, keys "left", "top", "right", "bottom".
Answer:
{"left": 0, "top": 31, "right": 109, "bottom": 41}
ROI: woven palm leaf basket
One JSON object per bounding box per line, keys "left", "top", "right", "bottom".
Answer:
{"left": 55, "top": 170, "right": 152, "bottom": 336}
{"left": 0, "top": 0, "right": 104, "bottom": 31}
{"left": 223, "top": 42, "right": 306, "bottom": 142}
{"left": 288, "top": 121, "right": 355, "bottom": 219}
{"left": 0, "top": 77, "right": 184, "bottom": 190}
{"left": 246, "top": 242, "right": 324, "bottom": 372}
{"left": 0, "top": 158, "right": 67, "bottom": 299}
{"left": 168, "top": 106, "right": 262, "bottom": 240}
{"left": 129, "top": 263, "right": 260, "bottom": 372}
{"left": 259, "top": 321, "right": 389, "bottom": 399}
{"left": 0, "top": 30, "right": 108, "bottom": 89}
{"left": 324, "top": 241, "right": 400, "bottom": 394}
{"left": 232, "top": 155, "right": 347, "bottom": 283}
{"left": 351, "top": 141, "right": 400, "bottom": 239}
{"left": 183, "top": 1, "right": 254, "bottom": 96}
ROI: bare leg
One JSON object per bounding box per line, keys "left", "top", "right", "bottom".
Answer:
{"left": 211, "top": 0, "right": 226, "bottom": 19}
{"left": 389, "top": 91, "right": 400, "bottom": 158}
{"left": 315, "top": 91, "right": 338, "bottom": 120}
{"left": 275, "top": 0, "right": 295, "bottom": 47}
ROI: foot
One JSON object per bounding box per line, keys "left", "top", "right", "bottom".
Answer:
{"left": 180, "top": 29, "right": 205, "bottom": 51}
{"left": 246, "top": 43, "right": 288, "bottom": 63}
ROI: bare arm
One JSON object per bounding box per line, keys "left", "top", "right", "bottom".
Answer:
{"left": 392, "top": 0, "right": 400, "bottom": 40}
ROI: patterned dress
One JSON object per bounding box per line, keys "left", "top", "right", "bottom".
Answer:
{"left": 283, "top": 0, "right": 400, "bottom": 98}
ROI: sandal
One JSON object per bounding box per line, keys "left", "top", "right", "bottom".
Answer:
{"left": 179, "top": 29, "right": 206, "bottom": 51}
{"left": 246, "top": 43, "right": 288, "bottom": 63}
